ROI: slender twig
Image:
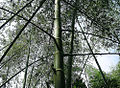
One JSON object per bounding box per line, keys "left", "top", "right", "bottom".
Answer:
{"left": 64, "top": 53, "right": 120, "bottom": 56}
{"left": 0, "top": 19, "right": 8, "bottom": 20}
{"left": 0, "top": 0, "right": 34, "bottom": 30}
{"left": 0, "top": 43, "right": 10, "bottom": 51}
{"left": 0, "top": 0, "right": 46, "bottom": 64}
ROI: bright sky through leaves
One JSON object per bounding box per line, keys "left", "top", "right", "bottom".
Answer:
{"left": 92, "top": 49, "right": 119, "bottom": 73}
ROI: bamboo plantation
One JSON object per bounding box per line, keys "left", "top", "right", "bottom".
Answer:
{"left": 0, "top": 0, "right": 120, "bottom": 88}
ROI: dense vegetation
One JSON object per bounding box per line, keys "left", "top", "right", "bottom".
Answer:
{"left": 0, "top": 0, "right": 120, "bottom": 88}
{"left": 87, "top": 62, "right": 120, "bottom": 88}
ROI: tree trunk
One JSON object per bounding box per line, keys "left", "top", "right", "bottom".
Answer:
{"left": 53, "top": 0, "right": 65, "bottom": 88}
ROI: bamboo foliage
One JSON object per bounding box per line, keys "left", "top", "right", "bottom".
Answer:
{"left": 0, "top": 0, "right": 47, "bottom": 64}
{"left": 0, "top": 0, "right": 120, "bottom": 88}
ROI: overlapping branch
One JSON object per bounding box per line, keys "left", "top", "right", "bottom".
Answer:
{"left": 0, "top": 0, "right": 46, "bottom": 64}
{"left": 0, "top": 0, "right": 34, "bottom": 30}
{"left": 0, "top": 7, "right": 54, "bottom": 39}
{"left": 0, "top": 6, "right": 60, "bottom": 53}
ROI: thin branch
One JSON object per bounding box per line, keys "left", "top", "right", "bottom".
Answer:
{"left": 0, "top": 43, "right": 10, "bottom": 51}
{"left": 64, "top": 53, "right": 120, "bottom": 56}
{"left": 77, "top": 19, "right": 109, "bottom": 87}
{"left": 0, "top": 0, "right": 34, "bottom": 30}
{"left": 0, "top": 19, "right": 8, "bottom": 20}
{"left": 0, "top": 0, "right": 46, "bottom": 64}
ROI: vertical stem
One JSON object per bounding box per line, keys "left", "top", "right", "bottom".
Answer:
{"left": 66, "top": 0, "right": 78, "bottom": 88}
{"left": 23, "top": 35, "right": 31, "bottom": 88}
{"left": 54, "top": 0, "right": 65, "bottom": 88}
{"left": 23, "top": 48, "right": 30, "bottom": 88}
{"left": 28, "top": 66, "right": 34, "bottom": 88}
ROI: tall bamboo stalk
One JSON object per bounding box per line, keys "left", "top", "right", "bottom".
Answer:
{"left": 54, "top": 0, "right": 65, "bottom": 88}
{"left": 66, "top": 0, "right": 78, "bottom": 88}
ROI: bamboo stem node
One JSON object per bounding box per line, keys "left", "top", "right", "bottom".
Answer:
{"left": 56, "top": 68, "right": 63, "bottom": 72}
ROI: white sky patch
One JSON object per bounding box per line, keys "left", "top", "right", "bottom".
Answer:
{"left": 93, "top": 55, "right": 119, "bottom": 73}
{"left": 0, "top": 0, "right": 4, "bottom": 2}
{"left": 92, "top": 49, "right": 119, "bottom": 73}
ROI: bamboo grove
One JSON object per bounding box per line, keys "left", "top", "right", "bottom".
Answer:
{"left": 0, "top": 0, "right": 120, "bottom": 88}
